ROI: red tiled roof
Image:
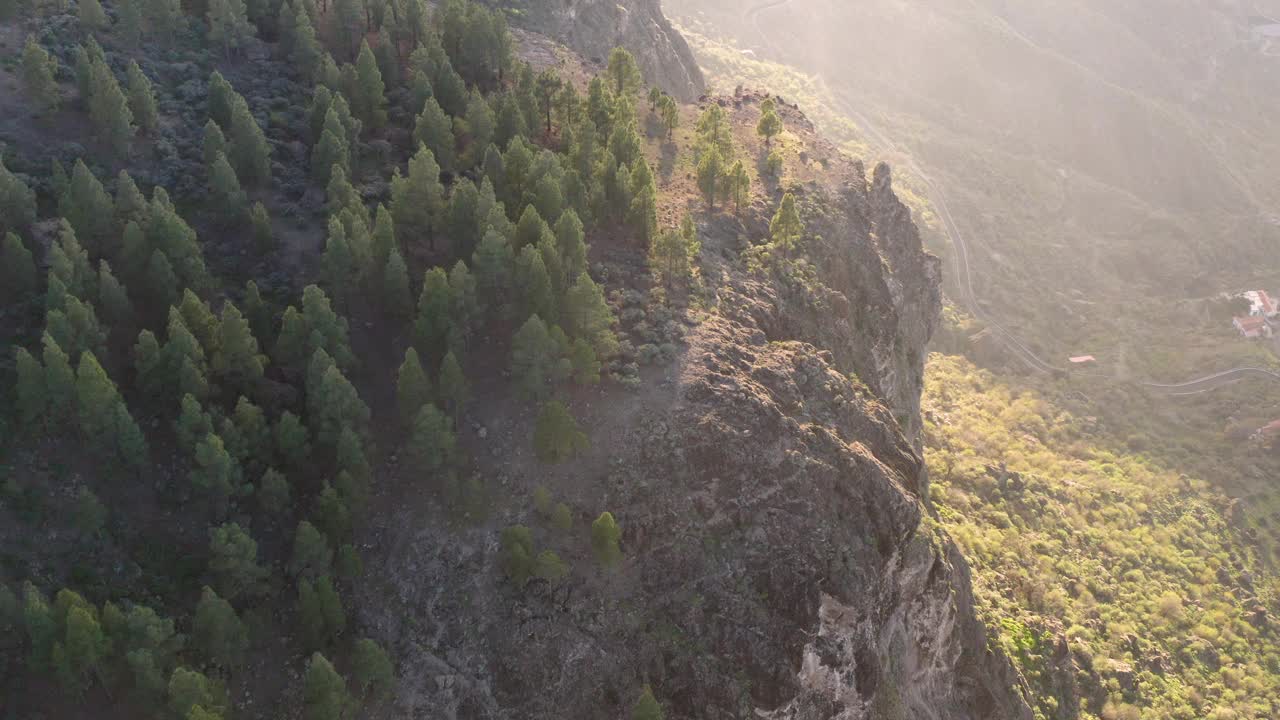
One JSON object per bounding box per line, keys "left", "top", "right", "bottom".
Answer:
{"left": 1260, "top": 290, "right": 1276, "bottom": 313}
{"left": 1237, "top": 316, "right": 1267, "bottom": 330}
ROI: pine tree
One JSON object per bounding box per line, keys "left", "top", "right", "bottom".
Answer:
{"left": 133, "top": 329, "right": 165, "bottom": 401}
{"left": 208, "top": 523, "right": 267, "bottom": 600}
{"left": 213, "top": 301, "right": 266, "bottom": 391}
{"left": 208, "top": 0, "right": 255, "bottom": 56}
{"left": 1, "top": 233, "right": 37, "bottom": 304}
{"left": 437, "top": 350, "right": 468, "bottom": 425}
{"left": 290, "top": 521, "right": 332, "bottom": 578}
{"left": 117, "top": 0, "right": 143, "bottom": 46}
{"left": 554, "top": 210, "right": 588, "bottom": 280}
{"left": 330, "top": 0, "right": 364, "bottom": 58}
{"left": 511, "top": 315, "right": 566, "bottom": 402}
{"left": 115, "top": 170, "right": 148, "bottom": 228}
{"left": 396, "top": 347, "right": 431, "bottom": 428}
{"left": 229, "top": 96, "right": 271, "bottom": 186}
{"left": 191, "top": 433, "right": 242, "bottom": 517}
{"left": 321, "top": 216, "right": 355, "bottom": 304}
{"left": 757, "top": 97, "right": 782, "bottom": 146}
{"left": 390, "top": 144, "right": 444, "bottom": 249}
{"left": 179, "top": 289, "right": 220, "bottom": 355}
{"left": 192, "top": 587, "right": 248, "bottom": 668}
{"left": 145, "top": 249, "right": 180, "bottom": 310}
{"left": 292, "top": 2, "right": 322, "bottom": 79}
{"left": 0, "top": 157, "right": 36, "bottom": 236}
{"left": 274, "top": 305, "right": 309, "bottom": 367}
{"left": 145, "top": 0, "right": 186, "bottom": 40}
{"left": 208, "top": 71, "right": 237, "bottom": 129}
{"left": 250, "top": 202, "right": 273, "bottom": 254}
{"left": 770, "top": 192, "right": 803, "bottom": 256}
{"left": 766, "top": 149, "right": 783, "bottom": 177}
{"left": 303, "top": 652, "right": 352, "bottom": 720}
{"left": 306, "top": 575, "right": 346, "bottom": 648}
{"left": 513, "top": 205, "right": 547, "bottom": 250}
{"left": 591, "top": 511, "right": 622, "bottom": 567}
{"left": 563, "top": 272, "right": 618, "bottom": 360}
{"left": 533, "top": 399, "right": 587, "bottom": 463}
{"left": 500, "top": 525, "right": 536, "bottom": 586}
{"left": 167, "top": 668, "right": 226, "bottom": 719}
{"left": 21, "top": 37, "right": 59, "bottom": 112}
{"left": 311, "top": 365, "right": 370, "bottom": 446}
{"left": 369, "top": 204, "right": 395, "bottom": 277}
{"left": 258, "top": 468, "right": 291, "bottom": 514}
{"left": 72, "top": 41, "right": 101, "bottom": 107}
{"left": 696, "top": 148, "right": 725, "bottom": 211}
{"left": 658, "top": 95, "right": 679, "bottom": 139}
{"left": 301, "top": 285, "right": 355, "bottom": 369}
{"left": 47, "top": 297, "right": 106, "bottom": 360}
{"left": 126, "top": 61, "right": 158, "bottom": 133}
{"left": 352, "top": 39, "right": 387, "bottom": 128}
{"left": 629, "top": 161, "right": 658, "bottom": 242}
{"left": 88, "top": 60, "right": 134, "bottom": 157}
{"left": 606, "top": 47, "right": 643, "bottom": 97}
{"left": 55, "top": 605, "right": 106, "bottom": 692}
{"left": 471, "top": 228, "right": 512, "bottom": 315}
{"left": 414, "top": 267, "right": 452, "bottom": 357}
{"left": 15, "top": 346, "right": 46, "bottom": 426}
{"left": 275, "top": 410, "right": 312, "bottom": 471}
{"left": 632, "top": 685, "right": 664, "bottom": 720}
{"left": 695, "top": 104, "right": 732, "bottom": 159}
{"left": 175, "top": 394, "right": 213, "bottom": 452}
{"left": 447, "top": 260, "right": 479, "bottom": 350}
{"left": 202, "top": 121, "right": 229, "bottom": 171}
{"left": 97, "top": 261, "right": 134, "bottom": 327}
{"left": 60, "top": 161, "right": 114, "bottom": 257}
{"left": 209, "top": 152, "right": 249, "bottom": 223}
{"left": 240, "top": 280, "right": 272, "bottom": 350}
{"left": 412, "top": 96, "right": 455, "bottom": 172}
{"left": 351, "top": 638, "right": 393, "bottom": 699}
{"left": 650, "top": 227, "right": 688, "bottom": 286}
{"left": 407, "top": 403, "right": 454, "bottom": 475}
{"left": 493, "top": 94, "right": 527, "bottom": 150}
{"left": 75, "top": 351, "right": 123, "bottom": 447}
{"left": 462, "top": 91, "right": 495, "bottom": 168}
{"left": 114, "top": 402, "right": 149, "bottom": 471}
{"left": 373, "top": 247, "right": 409, "bottom": 318}
{"left": 43, "top": 334, "right": 77, "bottom": 426}
{"left": 515, "top": 245, "right": 555, "bottom": 324}
{"left": 79, "top": 0, "right": 108, "bottom": 33}
{"left": 569, "top": 338, "right": 600, "bottom": 385}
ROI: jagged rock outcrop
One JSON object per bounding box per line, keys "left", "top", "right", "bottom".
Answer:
{"left": 508, "top": 0, "right": 706, "bottom": 101}
{"left": 360, "top": 159, "right": 1031, "bottom": 718}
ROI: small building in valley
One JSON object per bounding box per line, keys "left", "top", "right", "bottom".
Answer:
{"left": 1243, "top": 290, "right": 1278, "bottom": 318}
{"left": 1234, "top": 315, "right": 1272, "bottom": 339}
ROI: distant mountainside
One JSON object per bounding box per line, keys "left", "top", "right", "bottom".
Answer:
{"left": 669, "top": 0, "right": 1280, "bottom": 373}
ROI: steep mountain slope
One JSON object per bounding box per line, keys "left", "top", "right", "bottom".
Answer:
{"left": 0, "top": 0, "right": 1032, "bottom": 717}
{"left": 506, "top": 0, "right": 705, "bottom": 101}
{"left": 358, "top": 96, "right": 1029, "bottom": 718}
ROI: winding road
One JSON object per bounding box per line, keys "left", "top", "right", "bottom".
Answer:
{"left": 745, "top": 0, "right": 1280, "bottom": 397}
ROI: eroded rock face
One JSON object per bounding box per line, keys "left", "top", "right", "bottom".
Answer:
{"left": 363, "top": 168, "right": 1030, "bottom": 718}
{"left": 510, "top": 0, "right": 706, "bottom": 101}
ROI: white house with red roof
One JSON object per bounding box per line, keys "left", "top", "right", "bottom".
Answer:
{"left": 1243, "top": 290, "right": 1278, "bottom": 318}
{"left": 1234, "top": 315, "right": 1272, "bottom": 338}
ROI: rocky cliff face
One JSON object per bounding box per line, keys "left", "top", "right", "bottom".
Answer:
{"left": 360, "top": 148, "right": 1031, "bottom": 719}
{"left": 510, "top": 0, "right": 706, "bottom": 101}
